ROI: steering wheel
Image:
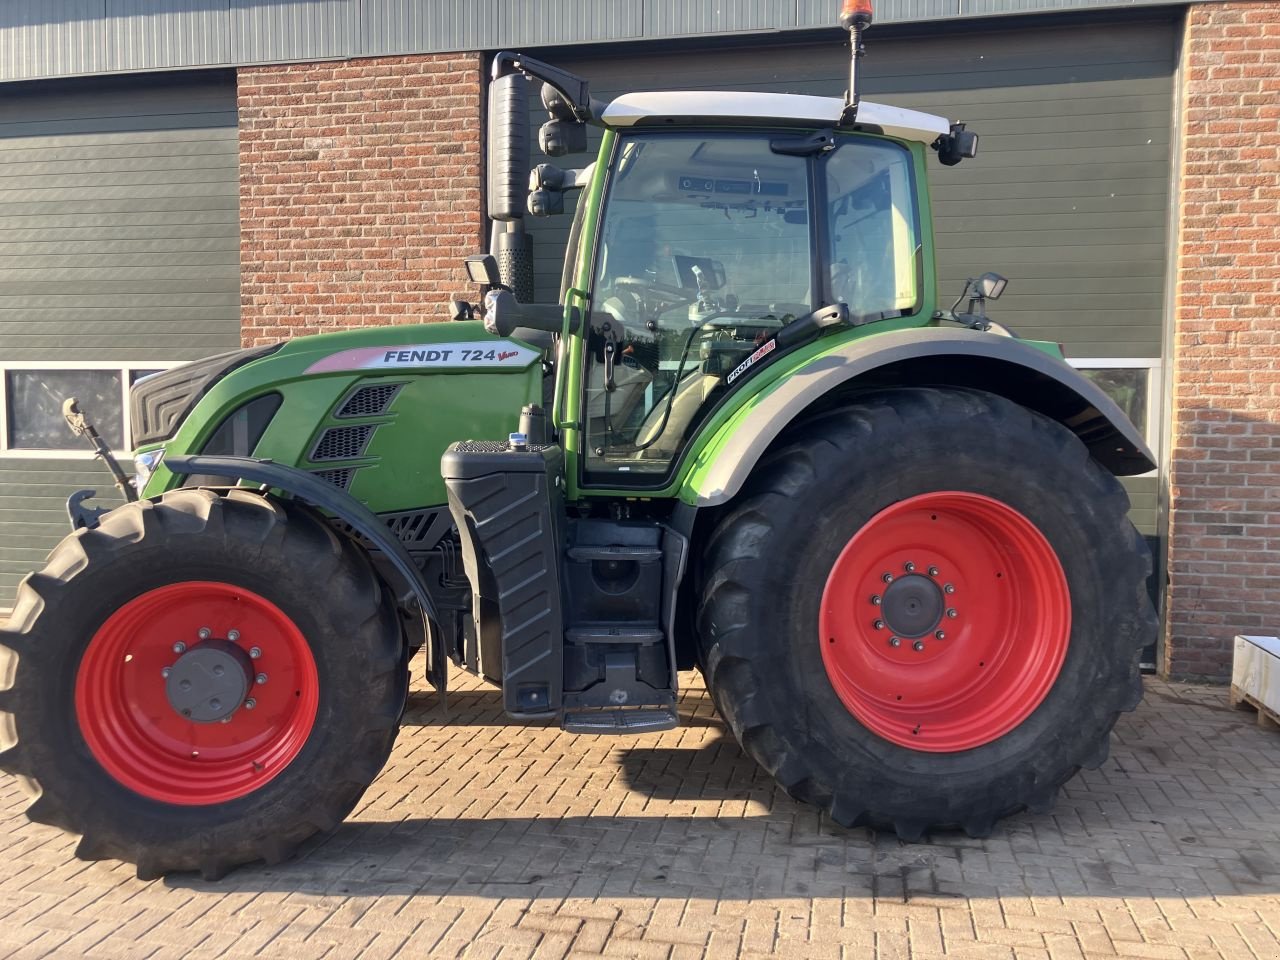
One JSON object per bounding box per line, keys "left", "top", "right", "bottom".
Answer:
{"left": 611, "top": 276, "right": 697, "bottom": 310}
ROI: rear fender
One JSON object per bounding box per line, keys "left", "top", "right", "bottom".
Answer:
{"left": 681, "top": 328, "right": 1155, "bottom": 508}
{"left": 164, "top": 454, "right": 447, "bottom": 695}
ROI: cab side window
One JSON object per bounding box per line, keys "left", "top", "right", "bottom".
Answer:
{"left": 826, "top": 139, "right": 920, "bottom": 321}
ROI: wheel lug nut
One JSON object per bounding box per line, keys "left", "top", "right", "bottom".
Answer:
{"left": 197, "top": 628, "right": 211, "bottom": 640}
{"left": 220, "top": 717, "right": 232, "bottom": 724}
{"left": 227, "top": 629, "right": 241, "bottom": 642}
{"left": 882, "top": 572, "right": 894, "bottom": 583}
{"left": 244, "top": 699, "right": 256, "bottom": 710}
{"left": 870, "top": 595, "right": 881, "bottom": 606}
{"left": 209, "top": 698, "right": 221, "bottom": 711}
{"left": 179, "top": 680, "right": 191, "bottom": 691}
{"left": 256, "top": 673, "right": 268, "bottom": 685}
{"left": 212, "top": 665, "right": 224, "bottom": 677}
{"left": 947, "top": 608, "right": 958, "bottom": 619}
{"left": 249, "top": 646, "right": 262, "bottom": 659}
{"left": 935, "top": 630, "right": 946, "bottom": 640}
{"left": 161, "top": 667, "right": 171, "bottom": 679}
{"left": 912, "top": 640, "right": 925, "bottom": 652}
{"left": 873, "top": 619, "right": 885, "bottom": 631}
{"left": 889, "top": 637, "right": 900, "bottom": 648}
{"left": 928, "top": 566, "right": 939, "bottom": 577}
{"left": 172, "top": 641, "right": 186, "bottom": 654}
{"left": 904, "top": 562, "right": 915, "bottom": 573}
{"left": 944, "top": 583, "right": 956, "bottom": 595}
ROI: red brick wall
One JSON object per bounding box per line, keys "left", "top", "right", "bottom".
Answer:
{"left": 238, "top": 54, "right": 483, "bottom": 345}
{"left": 1166, "top": 2, "right": 1280, "bottom": 679}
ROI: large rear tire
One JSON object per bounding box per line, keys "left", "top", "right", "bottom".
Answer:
{"left": 0, "top": 488, "right": 407, "bottom": 879}
{"left": 696, "top": 387, "right": 1155, "bottom": 840}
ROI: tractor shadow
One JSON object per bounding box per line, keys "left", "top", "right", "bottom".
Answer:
{"left": 400, "top": 685, "right": 724, "bottom": 729}
{"left": 148, "top": 679, "right": 1280, "bottom": 901}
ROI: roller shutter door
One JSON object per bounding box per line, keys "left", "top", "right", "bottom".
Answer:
{"left": 0, "top": 71, "right": 239, "bottom": 607}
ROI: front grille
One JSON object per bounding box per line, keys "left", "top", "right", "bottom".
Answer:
{"left": 312, "top": 468, "right": 354, "bottom": 490}
{"left": 336, "top": 384, "right": 401, "bottom": 419}
{"left": 130, "top": 343, "right": 280, "bottom": 447}
{"left": 310, "top": 424, "right": 374, "bottom": 462}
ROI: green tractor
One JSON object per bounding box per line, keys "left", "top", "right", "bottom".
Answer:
{"left": 0, "top": 5, "right": 1155, "bottom": 879}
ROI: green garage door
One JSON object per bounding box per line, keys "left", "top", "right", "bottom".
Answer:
{"left": 525, "top": 13, "right": 1175, "bottom": 538}
{"left": 0, "top": 71, "right": 240, "bottom": 607}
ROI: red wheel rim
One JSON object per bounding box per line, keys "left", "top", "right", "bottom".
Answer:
{"left": 819, "top": 492, "right": 1070, "bottom": 752}
{"left": 75, "top": 581, "right": 319, "bottom": 804}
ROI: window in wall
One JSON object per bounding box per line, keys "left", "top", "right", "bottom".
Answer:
{"left": 0, "top": 362, "right": 182, "bottom": 457}
{"left": 1078, "top": 367, "right": 1150, "bottom": 437}
{"left": 6, "top": 370, "right": 124, "bottom": 451}
{"left": 1068, "top": 359, "right": 1161, "bottom": 471}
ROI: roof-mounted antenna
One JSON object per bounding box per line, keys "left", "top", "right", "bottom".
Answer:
{"left": 839, "top": 0, "right": 874, "bottom": 125}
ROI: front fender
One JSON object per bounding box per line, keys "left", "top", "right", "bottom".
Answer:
{"left": 682, "top": 328, "right": 1155, "bottom": 507}
{"left": 164, "top": 455, "right": 447, "bottom": 694}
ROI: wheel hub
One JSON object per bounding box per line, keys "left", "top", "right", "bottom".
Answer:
{"left": 880, "top": 574, "right": 943, "bottom": 639}
{"left": 164, "top": 639, "right": 254, "bottom": 723}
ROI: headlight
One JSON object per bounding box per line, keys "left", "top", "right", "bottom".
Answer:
{"left": 133, "top": 448, "right": 165, "bottom": 493}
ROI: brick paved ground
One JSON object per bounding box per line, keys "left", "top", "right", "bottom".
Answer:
{"left": 2, "top": 670, "right": 1279, "bottom": 960}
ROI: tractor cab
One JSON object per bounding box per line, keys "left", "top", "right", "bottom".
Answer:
{"left": 467, "top": 19, "right": 979, "bottom": 493}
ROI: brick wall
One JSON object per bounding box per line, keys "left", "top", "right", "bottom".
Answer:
{"left": 1166, "top": 1, "right": 1280, "bottom": 679}
{"left": 238, "top": 54, "right": 483, "bottom": 345}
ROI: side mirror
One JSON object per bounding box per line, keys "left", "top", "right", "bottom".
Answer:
{"left": 487, "top": 72, "right": 530, "bottom": 221}
{"left": 974, "top": 272, "right": 1007, "bottom": 300}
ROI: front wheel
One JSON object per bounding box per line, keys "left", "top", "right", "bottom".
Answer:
{"left": 696, "top": 387, "right": 1155, "bottom": 839}
{"left": 0, "top": 489, "right": 407, "bottom": 879}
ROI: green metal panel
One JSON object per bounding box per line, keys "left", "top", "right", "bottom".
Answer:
{"left": 530, "top": 16, "right": 1175, "bottom": 360}
{"left": 1121, "top": 474, "right": 1159, "bottom": 537}
{"left": 0, "top": 459, "right": 126, "bottom": 604}
{"left": 0, "top": 71, "right": 238, "bottom": 609}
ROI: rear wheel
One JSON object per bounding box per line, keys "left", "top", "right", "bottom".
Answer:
{"left": 0, "top": 489, "right": 407, "bottom": 879}
{"left": 697, "top": 388, "right": 1155, "bottom": 839}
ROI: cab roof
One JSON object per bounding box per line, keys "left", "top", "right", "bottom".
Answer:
{"left": 599, "top": 91, "right": 952, "bottom": 145}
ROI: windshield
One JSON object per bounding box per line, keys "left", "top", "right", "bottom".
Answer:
{"left": 583, "top": 133, "right": 813, "bottom": 479}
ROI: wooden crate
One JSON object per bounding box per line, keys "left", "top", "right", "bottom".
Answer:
{"left": 1230, "top": 635, "right": 1280, "bottom": 731}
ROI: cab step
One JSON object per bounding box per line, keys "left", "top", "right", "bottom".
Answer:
{"left": 566, "top": 625, "right": 665, "bottom": 645}
{"left": 566, "top": 544, "right": 664, "bottom": 562}
{"left": 561, "top": 706, "right": 679, "bottom": 735}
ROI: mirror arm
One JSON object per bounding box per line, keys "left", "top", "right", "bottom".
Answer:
{"left": 492, "top": 51, "right": 594, "bottom": 122}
